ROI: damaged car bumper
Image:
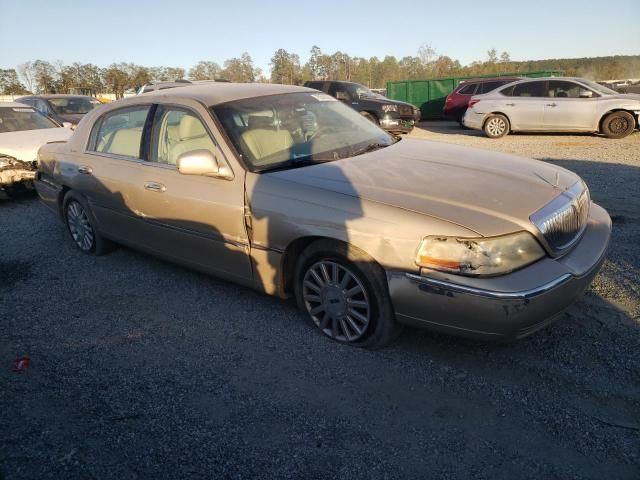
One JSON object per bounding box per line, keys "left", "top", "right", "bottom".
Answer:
{"left": 387, "top": 203, "right": 611, "bottom": 339}
{"left": 0, "top": 155, "right": 37, "bottom": 199}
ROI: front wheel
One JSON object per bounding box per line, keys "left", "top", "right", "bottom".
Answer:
{"left": 601, "top": 111, "right": 635, "bottom": 139}
{"left": 483, "top": 114, "right": 510, "bottom": 138}
{"left": 294, "top": 240, "right": 400, "bottom": 348}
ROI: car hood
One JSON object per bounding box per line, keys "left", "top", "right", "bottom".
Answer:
{"left": 265, "top": 139, "right": 581, "bottom": 237}
{"left": 0, "top": 128, "right": 73, "bottom": 162}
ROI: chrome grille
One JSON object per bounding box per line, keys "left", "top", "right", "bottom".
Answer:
{"left": 530, "top": 181, "right": 590, "bottom": 253}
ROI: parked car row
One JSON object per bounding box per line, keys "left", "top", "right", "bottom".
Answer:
{"left": 31, "top": 82, "right": 611, "bottom": 348}
{"left": 445, "top": 76, "right": 640, "bottom": 139}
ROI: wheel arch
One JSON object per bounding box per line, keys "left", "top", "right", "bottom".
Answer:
{"left": 599, "top": 109, "right": 638, "bottom": 132}
{"left": 279, "top": 235, "right": 382, "bottom": 298}
{"left": 483, "top": 111, "right": 512, "bottom": 129}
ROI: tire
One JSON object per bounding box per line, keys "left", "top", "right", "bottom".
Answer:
{"left": 63, "top": 191, "right": 114, "bottom": 255}
{"left": 601, "top": 111, "right": 635, "bottom": 139}
{"left": 360, "top": 111, "right": 378, "bottom": 124}
{"left": 294, "top": 239, "right": 401, "bottom": 349}
{"left": 483, "top": 114, "right": 510, "bottom": 138}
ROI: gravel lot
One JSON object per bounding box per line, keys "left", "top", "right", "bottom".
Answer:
{"left": 1, "top": 123, "right": 639, "bottom": 479}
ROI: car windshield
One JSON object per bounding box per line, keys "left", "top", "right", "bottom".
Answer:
{"left": 212, "top": 92, "right": 396, "bottom": 172}
{"left": 577, "top": 79, "right": 618, "bottom": 95}
{"left": 0, "top": 106, "right": 59, "bottom": 133}
{"left": 354, "top": 85, "right": 385, "bottom": 99}
{"left": 48, "top": 97, "right": 99, "bottom": 115}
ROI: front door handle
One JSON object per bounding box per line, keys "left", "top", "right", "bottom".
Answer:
{"left": 505, "top": 103, "right": 515, "bottom": 106}
{"left": 77, "top": 166, "right": 93, "bottom": 174}
{"left": 144, "top": 181, "right": 166, "bottom": 193}
{"left": 546, "top": 103, "right": 557, "bottom": 107}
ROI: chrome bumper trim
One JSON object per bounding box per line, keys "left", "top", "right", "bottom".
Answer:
{"left": 403, "top": 273, "right": 572, "bottom": 300}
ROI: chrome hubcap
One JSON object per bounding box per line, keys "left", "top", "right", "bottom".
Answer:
{"left": 486, "top": 117, "right": 506, "bottom": 136}
{"left": 66, "top": 201, "right": 94, "bottom": 251}
{"left": 302, "top": 261, "right": 370, "bottom": 342}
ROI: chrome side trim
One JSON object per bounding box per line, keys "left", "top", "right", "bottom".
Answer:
{"left": 403, "top": 273, "right": 572, "bottom": 300}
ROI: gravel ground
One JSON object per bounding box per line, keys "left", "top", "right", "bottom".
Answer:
{"left": 1, "top": 125, "right": 639, "bottom": 479}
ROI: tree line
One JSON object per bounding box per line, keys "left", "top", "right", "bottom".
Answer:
{"left": 2, "top": 45, "right": 639, "bottom": 97}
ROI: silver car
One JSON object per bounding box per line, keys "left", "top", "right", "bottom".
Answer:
{"left": 464, "top": 77, "right": 640, "bottom": 139}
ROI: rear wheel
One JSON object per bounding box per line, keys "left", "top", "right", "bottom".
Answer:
{"left": 294, "top": 240, "right": 400, "bottom": 348}
{"left": 483, "top": 114, "right": 510, "bottom": 138}
{"left": 63, "top": 192, "right": 114, "bottom": 255}
{"left": 601, "top": 111, "right": 635, "bottom": 139}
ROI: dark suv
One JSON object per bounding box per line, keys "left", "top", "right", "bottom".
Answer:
{"left": 304, "top": 80, "right": 420, "bottom": 133}
{"left": 443, "top": 77, "right": 521, "bottom": 126}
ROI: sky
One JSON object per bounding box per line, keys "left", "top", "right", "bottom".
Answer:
{"left": 1, "top": 0, "right": 639, "bottom": 75}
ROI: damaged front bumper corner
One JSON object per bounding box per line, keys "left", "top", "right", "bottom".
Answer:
{"left": 0, "top": 155, "right": 37, "bottom": 199}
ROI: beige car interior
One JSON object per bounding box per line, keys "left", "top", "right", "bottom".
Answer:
{"left": 240, "top": 112, "right": 294, "bottom": 164}
{"left": 156, "top": 112, "right": 217, "bottom": 165}
{"left": 97, "top": 127, "right": 144, "bottom": 158}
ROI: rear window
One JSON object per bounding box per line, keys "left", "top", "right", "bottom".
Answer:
{"left": 457, "top": 83, "right": 477, "bottom": 95}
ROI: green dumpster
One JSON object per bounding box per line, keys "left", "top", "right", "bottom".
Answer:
{"left": 387, "top": 71, "right": 563, "bottom": 120}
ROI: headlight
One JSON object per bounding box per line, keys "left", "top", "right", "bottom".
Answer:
{"left": 415, "top": 232, "right": 545, "bottom": 276}
{"left": 382, "top": 104, "right": 398, "bottom": 113}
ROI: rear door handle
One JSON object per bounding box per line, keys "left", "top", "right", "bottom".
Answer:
{"left": 546, "top": 103, "right": 557, "bottom": 107}
{"left": 144, "top": 181, "right": 166, "bottom": 192}
{"left": 77, "top": 166, "right": 93, "bottom": 174}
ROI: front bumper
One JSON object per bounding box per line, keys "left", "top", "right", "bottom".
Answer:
{"left": 380, "top": 114, "right": 417, "bottom": 133}
{"left": 0, "top": 159, "right": 37, "bottom": 199}
{"left": 387, "top": 203, "right": 611, "bottom": 340}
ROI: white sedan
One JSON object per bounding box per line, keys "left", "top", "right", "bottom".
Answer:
{"left": 0, "top": 102, "right": 73, "bottom": 198}
{"left": 463, "top": 77, "right": 640, "bottom": 139}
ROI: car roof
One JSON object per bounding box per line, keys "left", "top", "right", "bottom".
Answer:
{"left": 136, "top": 82, "right": 315, "bottom": 106}
{"left": 461, "top": 76, "right": 522, "bottom": 84}
{"left": 0, "top": 101, "right": 38, "bottom": 108}
{"left": 19, "top": 94, "right": 95, "bottom": 99}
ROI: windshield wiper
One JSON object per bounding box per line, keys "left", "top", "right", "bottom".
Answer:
{"left": 256, "top": 155, "right": 337, "bottom": 173}
{"left": 350, "top": 142, "right": 391, "bottom": 157}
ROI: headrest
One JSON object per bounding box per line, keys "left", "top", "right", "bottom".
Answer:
{"left": 248, "top": 112, "right": 275, "bottom": 129}
{"left": 179, "top": 115, "right": 207, "bottom": 139}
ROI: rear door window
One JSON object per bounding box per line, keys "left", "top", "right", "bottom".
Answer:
{"left": 89, "top": 106, "right": 151, "bottom": 158}
{"left": 480, "top": 81, "right": 506, "bottom": 94}
{"left": 510, "top": 81, "right": 545, "bottom": 97}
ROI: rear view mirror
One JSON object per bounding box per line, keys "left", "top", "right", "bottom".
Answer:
{"left": 579, "top": 90, "right": 593, "bottom": 98}
{"left": 177, "top": 149, "right": 232, "bottom": 179}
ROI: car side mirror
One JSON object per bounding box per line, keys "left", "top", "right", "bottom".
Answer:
{"left": 579, "top": 90, "right": 593, "bottom": 98}
{"left": 335, "top": 91, "right": 349, "bottom": 102}
{"left": 62, "top": 121, "right": 74, "bottom": 129}
{"left": 177, "top": 149, "right": 232, "bottom": 179}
